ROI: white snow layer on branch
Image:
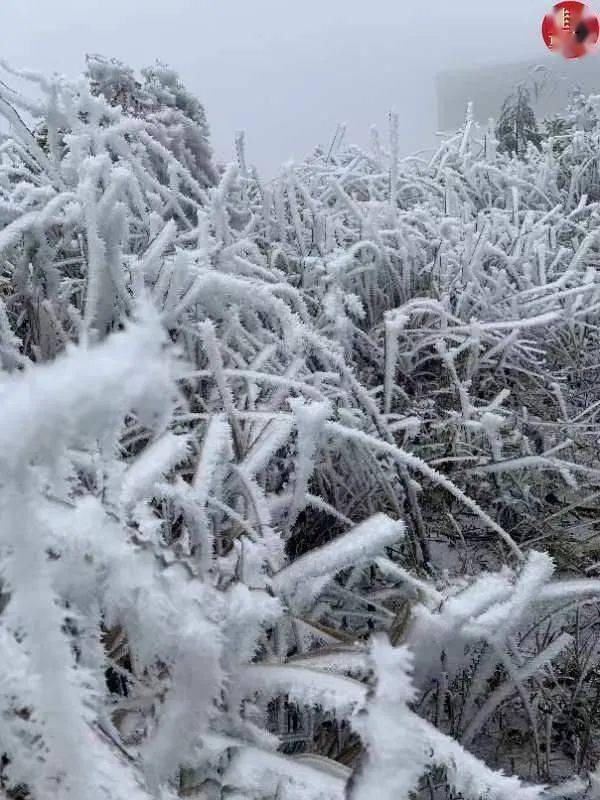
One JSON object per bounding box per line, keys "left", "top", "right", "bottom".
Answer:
{"left": 350, "top": 636, "right": 544, "bottom": 800}
{"left": 272, "top": 513, "right": 405, "bottom": 598}
{"left": 0, "top": 58, "right": 600, "bottom": 800}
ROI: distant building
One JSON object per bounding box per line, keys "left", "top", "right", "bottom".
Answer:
{"left": 436, "top": 56, "right": 600, "bottom": 131}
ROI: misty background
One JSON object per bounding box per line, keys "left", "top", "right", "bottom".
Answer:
{"left": 0, "top": 0, "right": 582, "bottom": 175}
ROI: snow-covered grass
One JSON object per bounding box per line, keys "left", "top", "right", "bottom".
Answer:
{"left": 0, "top": 57, "right": 599, "bottom": 799}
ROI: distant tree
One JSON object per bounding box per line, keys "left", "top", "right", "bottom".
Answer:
{"left": 542, "top": 113, "right": 572, "bottom": 156}
{"left": 496, "top": 85, "right": 542, "bottom": 157}
{"left": 85, "top": 54, "right": 218, "bottom": 189}
{"left": 85, "top": 54, "right": 147, "bottom": 113}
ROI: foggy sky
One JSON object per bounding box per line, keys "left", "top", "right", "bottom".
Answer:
{"left": 1, "top": 0, "right": 564, "bottom": 174}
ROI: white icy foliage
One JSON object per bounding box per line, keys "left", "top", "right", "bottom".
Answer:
{"left": 0, "top": 58, "right": 599, "bottom": 800}
{"left": 350, "top": 636, "right": 543, "bottom": 800}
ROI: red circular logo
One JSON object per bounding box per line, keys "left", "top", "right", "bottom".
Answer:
{"left": 542, "top": 1, "right": 600, "bottom": 58}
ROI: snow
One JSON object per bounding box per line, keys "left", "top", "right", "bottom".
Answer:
{"left": 0, "top": 53, "right": 599, "bottom": 800}
{"left": 272, "top": 513, "right": 405, "bottom": 600}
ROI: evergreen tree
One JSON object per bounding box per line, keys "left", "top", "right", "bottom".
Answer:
{"left": 496, "top": 84, "right": 542, "bottom": 157}
{"left": 85, "top": 54, "right": 217, "bottom": 189}
{"left": 542, "top": 113, "right": 571, "bottom": 156}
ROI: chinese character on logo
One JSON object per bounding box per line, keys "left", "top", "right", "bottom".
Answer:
{"left": 542, "top": 1, "right": 600, "bottom": 58}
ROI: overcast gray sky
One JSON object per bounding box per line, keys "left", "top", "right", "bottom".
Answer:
{"left": 0, "top": 0, "right": 566, "bottom": 174}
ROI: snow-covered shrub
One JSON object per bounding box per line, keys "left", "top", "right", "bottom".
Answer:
{"left": 0, "top": 57, "right": 600, "bottom": 800}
